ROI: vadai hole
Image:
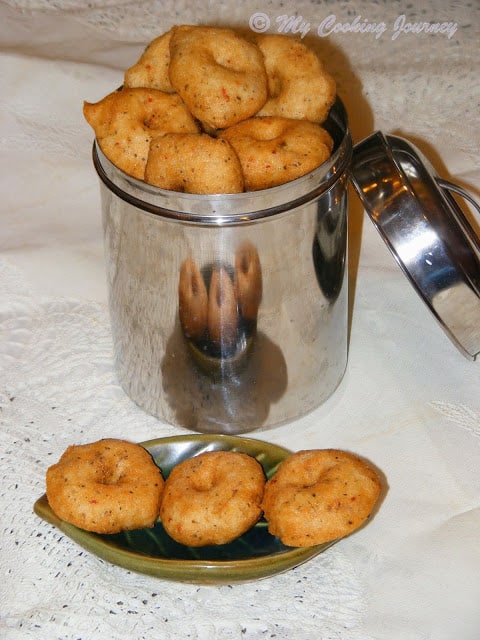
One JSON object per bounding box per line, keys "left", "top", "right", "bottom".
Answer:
{"left": 98, "top": 460, "right": 126, "bottom": 485}
{"left": 192, "top": 475, "right": 215, "bottom": 492}
{"left": 212, "top": 51, "right": 239, "bottom": 71}
{"left": 267, "top": 76, "right": 282, "bottom": 98}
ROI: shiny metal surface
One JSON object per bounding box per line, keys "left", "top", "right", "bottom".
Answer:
{"left": 95, "top": 99, "right": 352, "bottom": 433}
{"left": 350, "top": 131, "right": 480, "bottom": 360}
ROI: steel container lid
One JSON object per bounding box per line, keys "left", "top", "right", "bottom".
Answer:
{"left": 350, "top": 131, "right": 480, "bottom": 360}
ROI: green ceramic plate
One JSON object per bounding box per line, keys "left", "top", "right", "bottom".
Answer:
{"left": 34, "top": 434, "right": 334, "bottom": 584}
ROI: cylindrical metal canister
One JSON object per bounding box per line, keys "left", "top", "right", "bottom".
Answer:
{"left": 93, "top": 99, "right": 352, "bottom": 433}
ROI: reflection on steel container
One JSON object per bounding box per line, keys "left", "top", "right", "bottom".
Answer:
{"left": 93, "top": 99, "right": 352, "bottom": 433}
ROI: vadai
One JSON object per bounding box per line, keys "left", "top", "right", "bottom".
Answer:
{"left": 178, "top": 257, "right": 209, "bottom": 341}
{"left": 124, "top": 30, "right": 175, "bottom": 93}
{"left": 234, "top": 242, "right": 262, "bottom": 321}
{"left": 46, "top": 439, "right": 164, "bottom": 534}
{"left": 160, "top": 451, "right": 266, "bottom": 546}
{"left": 168, "top": 25, "right": 268, "bottom": 129}
{"left": 207, "top": 266, "right": 239, "bottom": 352}
{"left": 145, "top": 132, "right": 244, "bottom": 194}
{"left": 83, "top": 87, "right": 199, "bottom": 179}
{"left": 219, "top": 116, "right": 334, "bottom": 190}
{"left": 262, "top": 449, "right": 382, "bottom": 547}
{"left": 255, "top": 34, "right": 336, "bottom": 123}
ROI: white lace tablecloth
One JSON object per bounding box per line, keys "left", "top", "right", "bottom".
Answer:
{"left": 1, "top": 2, "right": 479, "bottom": 639}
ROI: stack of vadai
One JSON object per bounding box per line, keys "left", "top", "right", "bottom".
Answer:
{"left": 45, "top": 439, "right": 164, "bottom": 534}
{"left": 177, "top": 243, "right": 263, "bottom": 354}
{"left": 84, "top": 25, "right": 336, "bottom": 194}
{"left": 45, "top": 439, "right": 382, "bottom": 548}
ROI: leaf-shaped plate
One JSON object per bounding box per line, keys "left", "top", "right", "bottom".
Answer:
{"left": 34, "top": 434, "right": 334, "bottom": 584}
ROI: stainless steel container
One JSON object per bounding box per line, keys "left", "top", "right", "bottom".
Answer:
{"left": 94, "top": 99, "right": 352, "bottom": 433}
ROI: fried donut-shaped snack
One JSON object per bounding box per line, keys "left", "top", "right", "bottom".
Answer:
{"left": 46, "top": 439, "right": 164, "bottom": 534}
{"left": 262, "top": 449, "right": 382, "bottom": 547}
{"left": 83, "top": 88, "right": 199, "bottom": 179}
{"left": 168, "top": 25, "right": 268, "bottom": 129}
{"left": 178, "top": 257, "right": 209, "bottom": 340}
{"left": 84, "top": 26, "right": 338, "bottom": 192}
{"left": 160, "top": 451, "right": 266, "bottom": 546}
{"left": 207, "top": 266, "right": 239, "bottom": 351}
{"left": 220, "top": 116, "right": 334, "bottom": 190}
{"left": 234, "top": 242, "right": 262, "bottom": 321}
{"left": 255, "top": 34, "right": 336, "bottom": 123}
{"left": 145, "top": 132, "right": 244, "bottom": 194}
{"left": 124, "top": 30, "right": 175, "bottom": 92}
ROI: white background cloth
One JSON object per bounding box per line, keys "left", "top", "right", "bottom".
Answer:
{"left": 1, "top": 1, "right": 479, "bottom": 638}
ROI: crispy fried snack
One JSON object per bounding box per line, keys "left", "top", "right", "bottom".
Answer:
{"left": 145, "top": 132, "right": 244, "bottom": 194}
{"left": 46, "top": 439, "right": 164, "bottom": 534}
{"left": 160, "top": 451, "right": 266, "bottom": 546}
{"left": 220, "top": 116, "right": 334, "bottom": 190}
{"left": 262, "top": 449, "right": 382, "bottom": 547}
{"left": 207, "top": 266, "right": 239, "bottom": 351}
{"left": 168, "top": 25, "right": 268, "bottom": 129}
{"left": 124, "top": 29, "right": 175, "bottom": 92}
{"left": 255, "top": 34, "right": 336, "bottom": 123}
{"left": 84, "top": 27, "right": 338, "bottom": 192}
{"left": 178, "top": 257, "right": 209, "bottom": 340}
{"left": 83, "top": 87, "right": 199, "bottom": 179}
{"left": 234, "top": 242, "right": 262, "bottom": 321}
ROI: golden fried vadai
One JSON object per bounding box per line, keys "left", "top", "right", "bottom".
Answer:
{"left": 124, "top": 30, "right": 175, "bottom": 92}
{"left": 234, "top": 242, "right": 262, "bottom": 321}
{"left": 83, "top": 87, "right": 199, "bottom": 179}
{"left": 46, "top": 439, "right": 164, "bottom": 534}
{"left": 178, "top": 257, "right": 209, "bottom": 341}
{"left": 220, "top": 116, "right": 334, "bottom": 190}
{"left": 145, "top": 132, "right": 244, "bottom": 194}
{"left": 255, "top": 34, "right": 336, "bottom": 123}
{"left": 84, "top": 26, "right": 339, "bottom": 192}
{"left": 168, "top": 25, "right": 268, "bottom": 129}
{"left": 262, "top": 449, "right": 382, "bottom": 547}
{"left": 160, "top": 451, "right": 266, "bottom": 546}
{"left": 207, "top": 266, "right": 239, "bottom": 351}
